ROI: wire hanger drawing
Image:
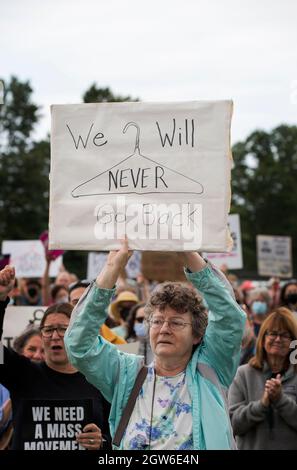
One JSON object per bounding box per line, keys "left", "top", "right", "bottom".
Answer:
{"left": 71, "top": 122, "right": 204, "bottom": 197}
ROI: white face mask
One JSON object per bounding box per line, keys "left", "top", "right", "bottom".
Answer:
{"left": 133, "top": 322, "right": 147, "bottom": 337}
{"left": 56, "top": 296, "right": 69, "bottom": 304}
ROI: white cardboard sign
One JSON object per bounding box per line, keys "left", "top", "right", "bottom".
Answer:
{"left": 87, "top": 251, "right": 142, "bottom": 281}
{"left": 50, "top": 101, "right": 233, "bottom": 251}
{"left": 2, "top": 306, "right": 46, "bottom": 349}
{"left": 86, "top": 252, "right": 108, "bottom": 281}
{"left": 205, "top": 214, "right": 243, "bottom": 269}
{"left": 2, "top": 240, "right": 63, "bottom": 278}
{"left": 257, "top": 235, "right": 292, "bottom": 278}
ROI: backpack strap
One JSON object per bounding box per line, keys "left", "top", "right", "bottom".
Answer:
{"left": 112, "top": 365, "right": 148, "bottom": 447}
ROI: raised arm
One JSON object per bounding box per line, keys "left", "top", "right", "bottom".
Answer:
{"left": 96, "top": 240, "right": 132, "bottom": 289}
{"left": 0, "top": 266, "right": 36, "bottom": 392}
{"left": 180, "top": 253, "right": 246, "bottom": 387}
{"left": 0, "top": 266, "right": 15, "bottom": 303}
{"left": 64, "top": 240, "right": 140, "bottom": 402}
{"left": 41, "top": 256, "right": 52, "bottom": 306}
{"left": 0, "top": 266, "right": 15, "bottom": 339}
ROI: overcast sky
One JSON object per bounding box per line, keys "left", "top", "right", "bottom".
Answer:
{"left": 1, "top": 0, "right": 297, "bottom": 143}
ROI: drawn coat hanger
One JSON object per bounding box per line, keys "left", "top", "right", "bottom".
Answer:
{"left": 71, "top": 122, "right": 204, "bottom": 197}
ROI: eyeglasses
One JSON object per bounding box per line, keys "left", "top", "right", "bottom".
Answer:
{"left": 40, "top": 325, "right": 68, "bottom": 338}
{"left": 266, "top": 331, "right": 292, "bottom": 341}
{"left": 149, "top": 318, "right": 192, "bottom": 331}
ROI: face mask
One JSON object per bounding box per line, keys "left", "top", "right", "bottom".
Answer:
{"left": 134, "top": 322, "right": 147, "bottom": 337}
{"left": 119, "top": 307, "right": 131, "bottom": 321}
{"left": 57, "top": 296, "right": 69, "bottom": 304}
{"left": 286, "top": 293, "right": 297, "bottom": 305}
{"left": 252, "top": 301, "right": 268, "bottom": 315}
{"left": 28, "top": 287, "right": 38, "bottom": 298}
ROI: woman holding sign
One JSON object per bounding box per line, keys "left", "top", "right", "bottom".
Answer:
{"left": 0, "top": 266, "right": 110, "bottom": 450}
{"left": 65, "top": 239, "right": 246, "bottom": 450}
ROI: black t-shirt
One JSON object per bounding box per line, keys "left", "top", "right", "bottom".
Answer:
{"left": 0, "top": 299, "right": 111, "bottom": 450}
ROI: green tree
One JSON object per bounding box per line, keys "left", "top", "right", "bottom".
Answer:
{"left": 0, "top": 76, "right": 50, "bottom": 245}
{"left": 0, "top": 76, "right": 39, "bottom": 152}
{"left": 231, "top": 125, "right": 297, "bottom": 276}
{"left": 83, "top": 84, "right": 138, "bottom": 103}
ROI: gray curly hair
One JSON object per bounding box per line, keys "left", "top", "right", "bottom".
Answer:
{"left": 144, "top": 282, "right": 208, "bottom": 339}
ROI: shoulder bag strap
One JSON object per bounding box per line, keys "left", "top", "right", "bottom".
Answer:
{"left": 112, "top": 365, "right": 148, "bottom": 447}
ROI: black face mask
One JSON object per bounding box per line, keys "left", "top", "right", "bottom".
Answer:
{"left": 119, "top": 307, "right": 131, "bottom": 321}
{"left": 28, "top": 287, "right": 38, "bottom": 298}
{"left": 286, "top": 293, "right": 297, "bottom": 305}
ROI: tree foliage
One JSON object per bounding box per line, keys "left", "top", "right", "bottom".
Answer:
{"left": 0, "top": 76, "right": 40, "bottom": 153}
{"left": 83, "top": 84, "right": 138, "bottom": 103}
{"left": 231, "top": 125, "right": 297, "bottom": 275}
{"left": 0, "top": 76, "right": 50, "bottom": 244}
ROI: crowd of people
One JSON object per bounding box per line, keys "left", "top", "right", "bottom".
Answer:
{"left": 0, "top": 242, "right": 297, "bottom": 450}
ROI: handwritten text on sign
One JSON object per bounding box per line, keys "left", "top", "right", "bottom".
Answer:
{"left": 50, "top": 101, "right": 233, "bottom": 251}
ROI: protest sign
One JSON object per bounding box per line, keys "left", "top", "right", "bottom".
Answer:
{"left": 2, "top": 306, "right": 46, "bottom": 348}
{"left": 1, "top": 240, "right": 62, "bottom": 278}
{"left": 205, "top": 214, "right": 243, "bottom": 269}
{"left": 50, "top": 101, "right": 233, "bottom": 251}
{"left": 257, "top": 235, "right": 292, "bottom": 278}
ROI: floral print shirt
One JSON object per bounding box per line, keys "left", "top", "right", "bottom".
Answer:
{"left": 122, "top": 365, "right": 193, "bottom": 450}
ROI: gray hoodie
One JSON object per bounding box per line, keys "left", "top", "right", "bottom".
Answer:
{"left": 228, "top": 362, "right": 297, "bottom": 450}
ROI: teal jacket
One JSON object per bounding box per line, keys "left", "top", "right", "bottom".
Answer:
{"left": 64, "top": 263, "right": 246, "bottom": 450}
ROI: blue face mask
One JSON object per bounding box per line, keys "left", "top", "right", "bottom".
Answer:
{"left": 134, "top": 322, "right": 147, "bottom": 337}
{"left": 252, "top": 301, "right": 268, "bottom": 315}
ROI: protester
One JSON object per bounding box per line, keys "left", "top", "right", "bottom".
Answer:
{"left": 109, "top": 290, "right": 139, "bottom": 339}
{"left": 280, "top": 280, "right": 297, "bottom": 319}
{"left": 51, "top": 285, "right": 69, "bottom": 304}
{"left": 229, "top": 307, "right": 297, "bottom": 449}
{"left": 240, "top": 320, "right": 256, "bottom": 365}
{"left": 0, "top": 384, "right": 13, "bottom": 450}
{"left": 65, "top": 239, "right": 246, "bottom": 450}
{"left": 126, "top": 302, "right": 153, "bottom": 364}
{"left": 13, "top": 326, "right": 44, "bottom": 362}
{"left": 0, "top": 326, "right": 45, "bottom": 449}
{"left": 267, "top": 277, "right": 281, "bottom": 310}
{"left": 19, "top": 279, "right": 42, "bottom": 306}
{"left": 0, "top": 265, "right": 111, "bottom": 450}
{"left": 248, "top": 287, "right": 271, "bottom": 337}
{"left": 68, "top": 281, "right": 126, "bottom": 345}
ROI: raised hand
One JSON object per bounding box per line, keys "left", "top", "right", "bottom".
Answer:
{"left": 177, "top": 251, "right": 207, "bottom": 272}
{"left": 96, "top": 238, "right": 133, "bottom": 289}
{"left": 265, "top": 374, "right": 282, "bottom": 402}
{"left": 0, "top": 265, "right": 15, "bottom": 301}
{"left": 106, "top": 238, "right": 133, "bottom": 270}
